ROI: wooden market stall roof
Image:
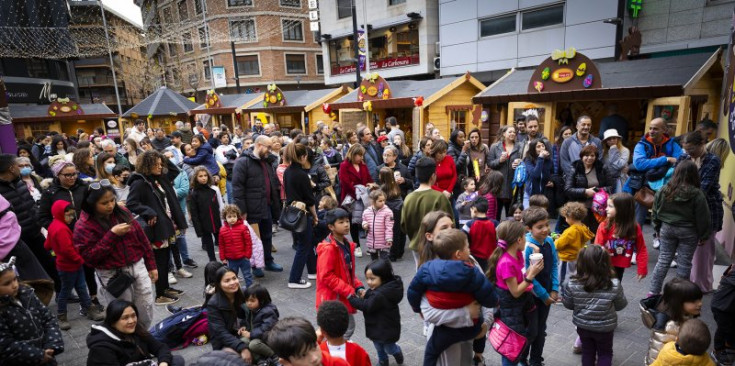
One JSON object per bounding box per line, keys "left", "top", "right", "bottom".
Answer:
{"left": 10, "top": 103, "right": 115, "bottom": 122}
{"left": 245, "top": 86, "right": 351, "bottom": 113}
{"left": 123, "top": 86, "right": 198, "bottom": 118}
{"left": 189, "top": 93, "right": 264, "bottom": 115}
{"left": 330, "top": 73, "right": 486, "bottom": 109}
{"left": 473, "top": 50, "right": 720, "bottom": 104}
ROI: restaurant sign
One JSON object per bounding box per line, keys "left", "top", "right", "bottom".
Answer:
{"left": 331, "top": 55, "right": 420, "bottom": 75}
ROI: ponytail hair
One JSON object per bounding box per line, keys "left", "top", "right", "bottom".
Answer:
{"left": 486, "top": 220, "right": 525, "bottom": 282}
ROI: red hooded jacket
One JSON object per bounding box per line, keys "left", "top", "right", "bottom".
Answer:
{"left": 316, "top": 234, "right": 364, "bottom": 314}
{"left": 44, "top": 200, "right": 84, "bottom": 272}
{"left": 218, "top": 219, "right": 253, "bottom": 261}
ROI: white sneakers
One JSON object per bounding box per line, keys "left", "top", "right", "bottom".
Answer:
{"left": 653, "top": 236, "right": 660, "bottom": 249}
{"left": 168, "top": 272, "right": 177, "bottom": 284}
{"left": 307, "top": 274, "right": 317, "bottom": 280}
{"left": 176, "top": 268, "right": 193, "bottom": 278}
{"left": 631, "top": 253, "right": 637, "bottom": 265}
{"left": 355, "top": 247, "right": 363, "bottom": 258}
{"left": 288, "top": 280, "right": 312, "bottom": 289}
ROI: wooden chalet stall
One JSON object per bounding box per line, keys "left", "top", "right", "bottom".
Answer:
{"left": 329, "top": 72, "right": 486, "bottom": 148}
{"left": 189, "top": 91, "right": 264, "bottom": 132}
{"left": 473, "top": 49, "right": 724, "bottom": 149}
{"left": 122, "top": 86, "right": 198, "bottom": 134}
{"left": 10, "top": 100, "right": 116, "bottom": 139}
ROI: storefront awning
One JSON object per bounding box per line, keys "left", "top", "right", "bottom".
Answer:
{"left": 10, "top": 103, "right": 115, "bottom": 123}
{"left": 123, "top": 86, "right": 198, "bottom": 118}
{"left": 473, "top": 50, "right": 720, "bottom": 104}
{"left": 190, "top": 93, "right": 264, "bottom": 115}
{"left": 246, "top": 87, "right": 346, "bottom": 113}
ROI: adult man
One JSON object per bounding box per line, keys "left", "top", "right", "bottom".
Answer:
{"left": 521, "top": 115, "right": 550, "bottom": 157}
{"left": 263, "top": 123, "right": 275, "bottom": 136}
{"left": 598, "top": 104, "right": 629, "bottom": 144}
{"left": 358, "top": 126, "right": 381, "bottom": 178}
{"left": 251, "top": 119, "right": 264, "bottom": 139}
{"left": 174, "top": 121, "right": 193, "bottom": 144}
{"left": 673, "top": 118, "right": 718, "bottom": 146}
{"left": 100, "top": 139, "right": 131, "bottom": 169}
{"left": 167, "top": 131, "right": 185, "bottom": 164}
{"left": 232, "top": 136, "right": 283, "bottom": 277}
{"left": 232, "top": 125, "right": 244, "bottom": 149}
{"left": 127, "top": 119, "right": 147, "bottom": 143}
{"left": 559, "top": 115, "right": 603, "bottom": 176}
{"left": 386, "top": 116, "right": 405, "bottom": 144}
{"left": 424, "top": 122, "right": 435, "bottom": 138}
{"left": 151, "top": 128, "right": 172, "bottom": 151}
{"left": 515, "top": 117, "right": 528, "bottom": 144}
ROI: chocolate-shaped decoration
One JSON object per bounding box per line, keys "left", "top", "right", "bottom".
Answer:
{"left": 48, "top": 98, "right": 84, "bottom": 117}
{"left": 527, "top": 50, "right": 600, "bottom": 93}
{"left": 264, "top": 84, "right": 287, "bottom": 106}
{"left": 357, "top": 73, "right": 392, "bottom": 102}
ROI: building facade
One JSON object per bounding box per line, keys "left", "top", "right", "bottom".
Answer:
{"left": 317, "top": 0, "right": 439, "bottom": 85}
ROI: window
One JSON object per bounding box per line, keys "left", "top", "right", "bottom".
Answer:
{"left": 316, "top": 54, "right": 324, "bottom": 74}
{"left": 183, "top": 31, "right": 193, "bottom": 52}
{"left": 169, "top": 43, "right": 177, "bottom": 57}
{"left": 199, "top": 25, "right": 209, "bottom": 49}
{"left": 389, "top": 0, "right": 406, "bottom": 4}
{"left": 203, "top": 60, "right": 211, "bottom": 80}
{"left": 230, "top": 19, "right": 257, "bottom": 42}
{"left": 450, "top": 110, "right": 467, "bottom": 133}
{"left": 285, "top": 54, "right": 306, "bottom": 74}
{"left": 194, "top": 0, "right": 204, "bottom": 14}
{"left": 337, "top": 0, "right": 351, "bottom": 19}
{"left": 522, "top": 5, "right": 564, "bottom": 30}
{"left": 480, "top": 14, "right": 516, "bottom": 37}
{"left": 236, "top": 55, "right": 260, "bottom": 76}
{"left": 282, "top": 19, "right": 304, "bottom": 41}
{"left": 27, "top": 59, "right": 50, "bottom": 78}
{"left": 280, "top": 0, "right": 301, "bottom": 7}
{"left": 162, "top": 7, "right": 173, "bottom": 24}
{"left": 177, "top": 1, "right": 188, "bottom": 20}
{"left": 228, "top": 0, "right": 253, "bottom": 5}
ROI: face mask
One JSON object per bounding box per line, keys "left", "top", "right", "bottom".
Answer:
{"left": 20, "top": 167, "right": 32, "bottom": 176}
{"left": 121, "top": 176, "right": 129, "bottom": 185}
{"left": 169, "top": 158, "right": 177, "bottom": 165}
{"left": 104, "top": 163, "right": 115, "bottom": 174}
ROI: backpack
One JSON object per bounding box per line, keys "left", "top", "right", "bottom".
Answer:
{"left": 149, "top": 306, "right": 207, "bottom": 349}
{"left": 511, "top": 163, "right": 526, "bottom": 190}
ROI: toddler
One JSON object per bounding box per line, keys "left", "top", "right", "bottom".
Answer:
{"left": 218, "top": 204, "right": 254, "bottom": 287}
{"left": 362, "top": 190, "right": 394, "bottom": 260}
{"left": 461, "top": 197, "right": 498, "bottom": 272}
{"left": 651, "top": 319, "right": 714, "bottom": 366}
{"left": 555, "top": 202, "right": 594, "bottom": 283}
{"left": 455, "top": 177, "right": 478, "bottom": 224}
{"left": 240, "top": 284, "right": 280, "bottom": 365}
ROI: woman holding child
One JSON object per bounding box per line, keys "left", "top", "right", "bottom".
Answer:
{"left": 564, "top": 144, "right": 613, "bottom": 234}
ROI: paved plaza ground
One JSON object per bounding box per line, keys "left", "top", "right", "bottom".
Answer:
{"left": 54, "top": 222, "right": 730, "bottom": 366}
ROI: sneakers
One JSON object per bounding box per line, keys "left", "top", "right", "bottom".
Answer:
{"left": 712, "top": 349, "right": 734, "bottom": 365}
{"left": 394, "top": 351, "right": 404, "bottom": 365}
{"left": 271, "top": 243, "right": 278, "bottom": 253}
{"left": 265, "top": 262, "right": 283, "bottom": 272}
{"left": 176, "top": 268, "right": 193, "bottom": 278}
{"left": 91, "top": 297, "right": 104, "bottom": 312}
{"left": 288, "top": 280, "right": 312, "bottom": 289}
{"left": 671, "top": 260, "right": 678, "bottom": 268}
{"left": 472, "top": 355, "right": 484, "bottom": 366}
{"left": 168, "top": 272, "right": 178, "bottom": 284}
{"left": 183, "top": 259, "right": 199, "bottom": 268}
{"left": 166, "top": 305, "right": 183, "bottom": 314}
{"left": 165, "top": 287, "right": 185, "bottom": 297}
{"left": 253, "top": 268, "right": 265, "bottom": 278}
{"left": 378, "top": 359, "right": 389, "bottom": 366}
{"left": 653, "top": 235, "right": 660, "bottom": 249}
{"left": 155, "top": 296, "right": 179, "bottom": 305}
{"left": 355, "top": 247, "right": 363, "bottom": 258}
{"left": 631, "top": 252, "right": 637, "bottom": 265}
{"left": 573, "top": 345, "right": 583, "bottom": 354}
{"left": 307, "top": 273, "right": 317, "bottom": 280}
{"left": 272, "top": 224, "right": 279, "bottom": 233}
{"left": 57, "top": 314, "right": 71, "bottom": 331}
{"left": 82, "top": 306, "right": 105, "bottom": 321}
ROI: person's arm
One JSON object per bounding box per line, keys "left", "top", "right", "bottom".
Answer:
{"left": 348, "top": 291, "right": 386, "bottom": 313}
{"left": 174, "top": 172, "right": 189, "bottom": 200}
{"left": 613, "top": 283, "right": 628, "bottom": 311}
{"left": 559, "top": 139, "right": 572, "bottom": 176}
{"left": 384, "top": 209, "right": 394, "bottom": 244}
{"left": 488, "top": 145, "right": 502, "bottom": 169}
{"left": 455, "top": 193, "right": 467, "bottom": 212}
{"left": 549, "top": 240, "right": 560, "bottom": 293}
{"left": 129, "top": 219, "right": 156, "bottom": 271}
{"left": 561, "top": 282, "right": 574, "bottom": 310}
{"left": 249, "top": 307, "right": 278, "bottom": 340}
{"left": 214, "top": 146, "right": 228, "bottom": 165}
{"left": 438, "top": 194, "right": 455, "bottom": 223}
{"left": 218, "top": 229, "right": 228, "bottom": 262}
{"left": 56, "top": 229, "right": 84, "bottom": 265}
{"left": 315, "top": 166, "right": 331, "bottom": 192}
{"left": 554, "top": 228, "right": 577, "bottom": 254}
{"left": 125, "top": 181, "right": 158, "bottom": 220}
{"left": 524, "top": 245, "right": 550, "bottom": 301}
{"left": 183, "top": 147, "right": 207, "bottom": 165}
{"left": 470, "top": 267, "right": 499, "bottom": 308}
{"left": 563, "top": 168, "right": 587, "bottom": 200}
{"left": 232, "top": 159, "right": 249, "bottom": 216}
{"left": 187, "top": 192, "right": 203, "bottom": 237}
{"left": 35, "top": 291, "right": 64, "bottom": 355}
{"left": 317, "top": 246, "right": 357, "bottom": 298}
{"left": 206, "top": 304, "right": 247, "bottom": 352}
{"left": 145, "top": 334, "right": 174, "bottom": 365}
{"left": 73, "top": 222, "right": 123, "bottom": 268}
{"left": 698, "top": 156, "right": 721, "bottom": 194}
{"left": 406, "top": 269, "right": 428, "bottom": 312}
{"left": 632, "top": 143, "right": 668, "bottom": 171}
{"left": 87, "top": 346, "right": 120, "bottom": 366}
{"left": 36, "top": 191, "right": 53, "bottom": 229}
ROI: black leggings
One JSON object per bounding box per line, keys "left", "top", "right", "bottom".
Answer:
{"left": 350, "top": 223, "right": 361, "bottom": 248}
{"left": 83, "top": 265, "right": 98, "bottom": 297}
{"left": 496, "top": 198, "right": 512, "bottom": 221}
{"left": 153, "top": 247, "right": 171, "bottom": 297}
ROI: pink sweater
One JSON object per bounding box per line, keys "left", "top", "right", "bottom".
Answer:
{"left": 362, "top": 205, "right": 394, "bottom": 251}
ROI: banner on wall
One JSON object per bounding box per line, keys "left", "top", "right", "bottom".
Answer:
{"left": 212, "top": 66, "right": 227, "bottom": 88}
{"left": 358, "top": 30, "right": 366, "bottom": 71}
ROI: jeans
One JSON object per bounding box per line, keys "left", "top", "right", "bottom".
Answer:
{"left": 201, "top": 232, "right": 217, "bottom": 262}
{"left": 228, "top": 257, "right": 253, "bottom": 287}
{"left": 175, "top": 234, "right": 191, "bottom": 262}
{"left": 58, "top": 268, "right": 92, "bottom": 314}
{"left": 649, "top": 223, "right": 699, "bottom": 295}
{"left": 634, "top": 202, "right": 647, "bottom": 227}
{"left": 289, "top": 220, "right": 315, "bottom": 283}
{"left": 169, "top": 240, "right": 183, "bottom": 271}
{"left": 226, "top": 179, "right": 233, "bottom": 204}
{"left": 248, "top": 216, "right": 275, "bottom": 263}
{"left": 369, "top": 249, "right": 390, "bottom": 261}
{"left": 577, "top": 328, "right": 614, "bottom": 366}
{"left": 529, "top": 297, "right": 551, "bottom": 365}
{"left": 83, "top": 264, "right": 98, "bottom": 297}
{"left": 373, "top": 341, "right": 402, "bottom": 362}
{"left": 96, "top": 259, "right": 154, "bottom": 329}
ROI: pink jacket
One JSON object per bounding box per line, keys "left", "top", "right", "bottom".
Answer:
{"left": 0, "top": 195, "right": 21, "bottom": 260}
{"left": 362, "top": 205, "right": 394, "bottom": 251}
{"left": 276, "top": 163, "right": 288, "bottom": 201}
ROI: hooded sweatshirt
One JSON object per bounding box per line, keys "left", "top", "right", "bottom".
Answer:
{"left": 43, "top": 200, "right": 83, "bottom": 272}
{"left": 555, "top": 223, "right": 594, "bottom": 262}
{"left": 650, "top": 342, "right": 714, "bottom": 366}
{"left": 652, "top": 185, "right": 711, "bottom": 241}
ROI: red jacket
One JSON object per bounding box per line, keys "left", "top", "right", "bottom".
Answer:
{"left": 218, "top": 219, "right": 253, "bottom": 261}
{"left": 432, "top": 155, "right": 457, "bottom": 194}
{"left": 316, "top": 234, "right": 364, "bottom": 314}
{"left": 595, "top": 222, "right": 648, "bottom": 276}
{"left": 319, "top": 341, "right": 372, "bottom": 366}
{"left": 44, "top": 200, "right": 84, "bottom": 272}
{"left": 463, "top": 217, "right": 497, "bottom": 260}
{"left": 320, "top": 350, "right": 351, "bottom": 366}
{"left": 338, "top": 160, "right": 373, "bottom": 202}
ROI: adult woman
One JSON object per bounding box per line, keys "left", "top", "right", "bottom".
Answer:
{"left": 16, "top": 157, "right": 43, "bottom": 205}
{"left": 206, "top": 267, "right": 255, "bottom": 363}
{"left": 138, "top": 137, "right": 153, "bottom": 152}
{"left": 392, "top": 134, "right": 412, "bottom": 167}
{"left": 178, "top": 143, "right": 195, "bottom": 178}
{"left": 86, "top": 299, "right": 184, "bottom": 366}
{"left": 95, "top": 152, "right": 117, "bottom": 183}
{"left": 429, "top": 139, "right": 457, "bottom": 200}
{"left": 72, "top": 148, "right": 96, "bottom": 180}
{"left": 466, "top": 128, "right": 491, "bottom": 182}
{"left": 38, "top": 160, "right": 88, "bottom": 229}
{"left": 126, "top": 150, "right": 187, "bottom": 305}
{"left": 706, "top": 138, "right": 730, "bottom": 167}
{"left": 564, "top": 145, "right": 613, "bottom": 233}
{"left": 339, "top": 144, "right": 375, "bottom": 256}
{"left": 341, "top": 130, "right": 358, "bottom": 157}
{"left": 215, "top": 132, "right": 239, "bottom": 204}
{"left": 320, "top": 138, "right": 343, "bottom": 168}
{"left": 17, "top": 145, "right": 46, "bottom": 177}
{"left": 122, "top": 138, "right": 140, "bottom": 168}
{"left": 430, "top": 127, "right": 442, "bottom": 141}
{"left": 488, "top": 125, "right": 523, "bottom": 220}
{"left": 523, "top": 138, "right": 552, "bottom": 209}
{"left": 408, "top": 137, "right": 434, "bottom": 189}
{"left": 447, "top": 129, "right": 468, "bottom": 195}
{"left": 283, "top": 143, "right": 318, "bottom": 289}
{"left": 680, "top": 131, "right": 723, "bottom": 293}
{"left": 73, "top": 183, "right": 157, "bottom": 329}
{"left": 47, "top": 135, "right": 68, "bottom": 158}
{"left": 184, "top": 135, "right": 219, "bottom": 176}
{"left": 601, "top": 129, "right": 630, "bottom": 193}
{"left": 424, "top": 122, "right": 435, "bottom": 138}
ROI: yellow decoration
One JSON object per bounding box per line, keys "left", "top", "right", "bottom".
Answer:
{"left": 551, "top": 47, "right": 576, "bottom": 64}
{"left": 576, "top": 63, "right": 587, "bottom": 76}
{"left": 367, "top": 86, "right": 378, "bottom": 97}
{"left": 269, "top": 95, "right": 277, "bottom": 103}
{"left": 362, "top": 101, "right": 372, "bottom": 112}
{"left": 551, "top": 68, "right": 574, "bottom": 83}
{"left": 257, "top": 112, "right": 268, "bottom": 124}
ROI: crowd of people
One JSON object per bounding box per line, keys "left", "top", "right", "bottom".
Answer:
{"left": 0, "top": 111, "right": 733, "bottom": 366}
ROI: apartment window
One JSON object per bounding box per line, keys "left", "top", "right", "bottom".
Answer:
{"left": 285, "top": 54, "right": 306, "bottom": 74}
{"left": 169, "top": 43, "right": 177, "bottom": 57}
{"left": 194, "top": 0, "right": 204, "bottom": 14}
{"left": 230, "top": 19, "right": 257, "bottom": 42}
{"left": 177, "top": 0, "right": 188, "bottom": 20}
{"left": 203, "top": 60, "right": 211, "bottom": 80}
{"left": 229, "top": 0, "right": 253, "bottom": 6}
{"left": 199, "top": 25, "right": 209, "bottom": 49}
{"left": 183, "top": 31, "right": 193, "bottom": 52}
{"left": 480, "top": 14, "right": 516, "bottom": 37}
{"left": 316, "top": 54, "right": 324, "bottom": 74}
{"left": 522, "top": 4, "right": 564, "bottom": 30}
{"left": 280, "top": 0, "right": 301, "bottom": 7}
{"left": 337, "top": 0, "right": 351, "bottom": 19}
{"left": 236, "top": 55, "right": 260, "bottom": 76}
{"left": 282, "top": 20, "right": 304, "bottom": 41}
{"left": 27, "top": 59, "right": 50, "bottom": 78}
{"left": 162, "top": 7, "right": 173, "bottom": 24}
{"left": 389, "top": 0, "right": 406, "bottom": 4}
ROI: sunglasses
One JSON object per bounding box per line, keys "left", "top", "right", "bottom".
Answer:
{"left": 89, "top": 179, "right": 112, "bottom": 190}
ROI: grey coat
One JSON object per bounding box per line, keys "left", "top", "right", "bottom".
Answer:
{"left": 561, "top": 278, "right": 627, "bottom": 333}
{"left": 488, "top": 140, "right": 524, "bottom": 200}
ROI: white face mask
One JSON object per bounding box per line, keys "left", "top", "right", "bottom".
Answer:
{"left": 104, "top": 163, "right": 115, "bottom": 174}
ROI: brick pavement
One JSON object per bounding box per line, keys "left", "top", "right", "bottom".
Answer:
{"left": 54, "top": 223, "right": 728, "bottom": 366}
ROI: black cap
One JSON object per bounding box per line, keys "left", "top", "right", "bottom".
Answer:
{"left": 325, "top": 208, "right": 350, "bottom": 226}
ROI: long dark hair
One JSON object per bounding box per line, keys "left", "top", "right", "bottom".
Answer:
{"left": 572, "top": 245, "right": 614, "bottom": 292}
{"left": 658, "top": 278, "right": 703, "bottom": 323}
{"left": 478, "top": 170, "right": 503, "bottom": 196}
{"left": 525, "top": 138, "right": 545, "bottom": 163}
{"left": 50, "top": 135, "right": 68, "bottom": 155}
{"left": 379, "top": 167, "right": 401, "bottom": 200}
{"left": 104, "top": 299, "right": 150, "bottom": 339}
{"left": 555, "top": 125, "right": 573, "bottom": 147}
{"left": 662, "top": 160, "right": 700, "bottom": 201}
{"left": 605, "top": 193, "right": 637, "bottom": 240}
{"left": 213, "top": 267, "right": 246, "bottom": 311}
{"left": 81, "top": 185, "right": 131, "bottom": 228}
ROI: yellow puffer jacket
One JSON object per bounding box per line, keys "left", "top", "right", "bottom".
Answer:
{"left": 650, "top": 342, "right": 715, "bottom": 366}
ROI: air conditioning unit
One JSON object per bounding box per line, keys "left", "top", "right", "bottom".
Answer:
{"left": 433, "top": 57, "right": 440, "bottom": 70}
{"left": 435, "top": 41, "right": 440, "bottom": 56}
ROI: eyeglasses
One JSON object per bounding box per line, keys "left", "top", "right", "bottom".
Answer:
{"left": 61, "top": 172, "right": 78, "bottom": 178}
{"left": 89, "top": 179, "right": 112, "bottom": 190}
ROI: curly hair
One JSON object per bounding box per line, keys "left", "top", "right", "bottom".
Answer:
{"left": 559, "top": 201, "right": 587, "bottom": 222}
{"left": 135, "top": 150, "right": 165, "bottom": 176}
{"left": 72, "top": 148, "right": 95, "bottom": 177}
{"left": 221, "top": 204, "right": 241, "bottom": 219}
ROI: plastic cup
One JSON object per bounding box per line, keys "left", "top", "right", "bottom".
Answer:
{"left": 529, "top": 253, "right": 543, "bottom": 266}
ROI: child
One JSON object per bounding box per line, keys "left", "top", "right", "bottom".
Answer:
{"left": 219, "top": 204, "right": 254, "bottom": 287}
{"left": 595, "top": 193, "right": 648, "bottom": 282}
{"left": 561, "top": 245, "right": 627, "bottom": 366}
{"left": 651, "top": 319, "right": 714, "bottom": 366}
{"left": 555, "top": 202, "right": 594, "bottom": 283}
{"left": 316, "top": 301, "right": 372, "bottom": 366}
{"left": 528, "top": 194, "right": 550, "bottom": 210}
{"left": 379, "top": 167, "right": 406, "bottom": 261}
{"left": 456, "top": 177, "right": 478, "bottom": 224}
{"left": 349, "top": 260, "right": 404, "bottom": 366}
{"left": 522, "top": 207, "right": 560, "bottom": 366}
{"left": 508, "top": 202, "right": 524, "bottom": 222}
{"left": 641, "top": 278, "right": 704, "bottom": 365}
{"left": 362, "top": 190, "right": 394, "bottom": 261}
{"left": 407, "top": 229, "right": 497, "bottom": 366}
{"left": 43, "top": 200, "right": 105, "bottom": 330}
{"left": 461, "top": 197, "right": 498, "bottom": 272}
{"left": 477, "top": 170, "right": 503, "bottom": 220}
{"left": 241, "top": 284, "right": 280, "bottom": 365}
{"left": 711, "top": 264, "right": 735, "bottom": 365}
{"left": 487, "top": 221, "right": 544, "bottom": 366}
{"left": 188, "top": 166, "right": 222, "bottom": 262}
{"left": 316, "top": 208, "right": 366, "bottom": 340}
{"left": 267, "top": 317, "right": 350, "bottom": 366}
{"left": 0, "top": 257, "right": 65, "bottom": 365}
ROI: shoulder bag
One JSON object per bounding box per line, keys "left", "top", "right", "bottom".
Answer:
{"left": 98, "top": 233, "right": 135, "bottom": 298}
{"left": 634, "top": 186, "right": 655, "bottom": 209}
{"left": 488, "top": 319, "right": 527, "bottom": 363}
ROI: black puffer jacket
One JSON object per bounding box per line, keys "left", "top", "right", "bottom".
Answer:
{"left": 0, "top": 177, "right": 39, "bottom": 234}
{"left": 243, "top": 303, "right": 279, "bottom": 340}
{"left": 564, "top": 160, "right": 613, "bottom": 201}
{"left": 126, "top": 172, "right": 187, "bottom": 243}
{"left": 207, "top": 292, "right": 247, "bottom": 352}
{"left": 232, "top": 148, "right": 281, "bottom": 221}
{"left": 348, "top": 276, "right": 404, "bottom": 343}
{"left": 0, "top": 285, "right": 64, "bottom": 365}
{"left": 37, "top": 177, "right": 87, "bottom": 229}
{"left": 86, "top": 324, "right": 173, "bottom": 366}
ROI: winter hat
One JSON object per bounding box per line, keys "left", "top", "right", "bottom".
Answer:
{"left": 51, "top": 159, "right": 76, "bottom": 178}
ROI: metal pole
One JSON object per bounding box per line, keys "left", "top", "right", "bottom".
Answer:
{"left": 362, "top": 0, "right": 370, "bottom": 74}
{"left": 351, "top": 0, "right": 360, "bottom": 88}
{"left": 99, "top": 1, "right": 123, "bottom": 117}
{"left": 202, "top": 2, "right": 215, "bottom": 90}
{"left": 231, "top": 41, "right": 241, "bottom": 94}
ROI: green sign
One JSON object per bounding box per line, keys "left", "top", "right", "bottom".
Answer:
{"left": 628, "top": 0, "right": 643, "bottom": 18}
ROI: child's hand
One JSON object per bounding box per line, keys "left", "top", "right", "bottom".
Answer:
{"left": 358, "top": 288, "right": 366, "bottom": 298}
{"left": 550, "top": 291, "right": 558, "bottom": 301}
{"left": 222, "top": 260, "right": 228, "bottom": 266}
{"left": 466, "top": 301, "right": 481, "bottom": 319}
{"left": 544, "top": 297, "right": 555, "bottom": 306}
{"left": 637, "top": 274, "right": 646, "bottom": 282}
{"left": 316, "top": 327, "right": 324, "bottom": 343}
{"left": 527, "top": 260, "right": 544, "bottom": 278}
{"left": 362, "top": 222, "right": 369, "bottom": 230}
{"left": 526, "top": 242, "right": 540, "bottom": 253}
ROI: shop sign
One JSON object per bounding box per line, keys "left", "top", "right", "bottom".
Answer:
{"left": 331, "top": 55, "right": 420, "bottom": 75}
{"left": 4, "top": 80, "right": 76, "bottom": 104}
{"left": 212, "top": 67, "right": 227, "bottom": 88}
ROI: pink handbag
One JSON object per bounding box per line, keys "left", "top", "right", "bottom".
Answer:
{"left": 488, "top": 319, "right": 527, "bottom": 363}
